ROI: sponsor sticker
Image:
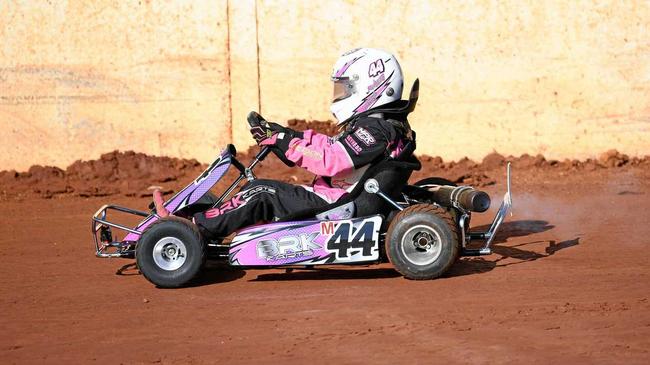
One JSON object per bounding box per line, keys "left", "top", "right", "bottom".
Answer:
{"left": 294, "top": 145, "right": 323, "bottom": 160}
{"left": 344, "top": 135, "right": 362, "bottom": 155}
{"left": 354, "top": 127, "right": 376, "bottom": 146}
{"left": 321, "top": 217, "right": 381, "bottom": 259}
{"left": 367, "top": 74, "right": 386, "bottom": 92}
{"left": 256, "top": 233, "right": 320, "bottom": 261}
{"left": 240, "top": 185, "right": 276, "bottom": 201}
{"left": 205, "top": 195, "right": 245, "bottom": 218}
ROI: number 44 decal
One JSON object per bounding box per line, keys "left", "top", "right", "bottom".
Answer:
{"left": 321, "top": 216, "right": 381, "bottom": 260}
{"left": 368, "top": 59, "right": 385, "bottom": 78}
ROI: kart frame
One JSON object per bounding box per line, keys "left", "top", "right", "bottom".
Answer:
{"left": 92, "top": 144, "right": 512, "bottom": 261}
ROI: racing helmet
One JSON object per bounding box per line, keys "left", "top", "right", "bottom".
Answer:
{"left": 330, "top": 48, "right": 404, "bottom": 125}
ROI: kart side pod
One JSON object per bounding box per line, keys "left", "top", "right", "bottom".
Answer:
{"left": 365, "top": 163, "right": 513, "bottom": 256}
{"left": 91, "top": 145, "right": 271, "bottom": 258}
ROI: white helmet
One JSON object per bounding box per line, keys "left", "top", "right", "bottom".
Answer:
{"left": 330, "top": 48, "right": 404, "bottom": 125}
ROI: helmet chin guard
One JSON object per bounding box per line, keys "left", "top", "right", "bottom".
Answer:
{"left": 330, "top": 48, "right": 404, "bottom": 125}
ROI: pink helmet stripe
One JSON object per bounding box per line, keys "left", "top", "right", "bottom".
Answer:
{"left": 334, "top": 56, "right": 363, "bottom": 78}
{"left": 353, "top": 72, "right": 394, "bottom": 113}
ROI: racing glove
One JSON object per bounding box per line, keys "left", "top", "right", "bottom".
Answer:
{"left": 247, "top": 111, "right": 300, "bottom": 167}
{"left": 248, "top": 112, "right": 301, "bottom": 150}
{"left": 259, "top": 125, "right": 303, "bottom": 152}
{"left": 249, "top": 125, "right": 274, "bottom": 145}
{"left": 248, "top": 111, "right": 273, "bottom": 145}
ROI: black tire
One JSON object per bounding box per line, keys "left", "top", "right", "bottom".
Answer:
{"left": 136, "top": 217, "right": 206, "bottom": 288}
{"left": 414, "top": 177, "right": 457, "bottom": 187}
{"left": 385, "top": 204, "right": 459, "bottom": 280}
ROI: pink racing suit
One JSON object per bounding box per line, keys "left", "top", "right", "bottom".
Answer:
{"left": 193, "top": 115, "right": 409, "bottom": 239}
{"left": 278, "top": 116, "right": 407, "bottom": 203}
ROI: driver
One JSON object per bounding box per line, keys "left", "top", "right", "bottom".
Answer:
{"left": 154, "top": 48, "right": 414, "bottom": 239}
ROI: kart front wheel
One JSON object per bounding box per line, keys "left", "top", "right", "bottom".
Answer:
{"left": 385, "top": 204, "right": 459, "bottom": 280}
{"left": 136, "top": 217, "right": 206, "bottom": 288}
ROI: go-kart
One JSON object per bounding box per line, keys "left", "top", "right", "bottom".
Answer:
{"left": 91, "top": 142, "right": 512, "bottom": 288}
{"left": 91, "top": 84, "right": 512, "bottom": 288}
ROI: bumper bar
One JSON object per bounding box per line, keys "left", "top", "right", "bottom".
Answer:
{"left": 92, "top": 204, "right": 151, "bottom": 258}
{"left": 461, "top": 163, "right": 513, "bottom": 256}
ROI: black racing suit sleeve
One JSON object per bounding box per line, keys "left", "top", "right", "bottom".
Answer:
{"left": 339, "top": 118, "right": 394, "bottom": 168}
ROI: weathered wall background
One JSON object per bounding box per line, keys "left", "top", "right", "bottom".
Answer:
{"left": 1, "top": 1, "right": 231, "bottom": 170}
{"left": 1, "top": 0, "right": 649, "bottom": 171}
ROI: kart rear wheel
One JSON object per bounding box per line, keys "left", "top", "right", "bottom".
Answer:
{"left": 385, "top": 204, "right": 459, "bottom": 280}
{"left": 136, "top": 217, "right": 206, "bottom": 288}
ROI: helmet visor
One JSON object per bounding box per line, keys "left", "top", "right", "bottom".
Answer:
{"left": 332, "top": 77, "right": 355, "bottom": 102}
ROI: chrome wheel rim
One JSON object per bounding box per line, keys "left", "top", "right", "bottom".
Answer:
{"left": 400, "top": 225, "right": 442, "bottom": 266}
{"left": 152, "top": 237, "right": 187, "bottom": 271}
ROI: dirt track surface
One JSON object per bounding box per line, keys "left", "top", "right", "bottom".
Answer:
{"left": 1, "top": 161, "right": 649, "bottom": 364}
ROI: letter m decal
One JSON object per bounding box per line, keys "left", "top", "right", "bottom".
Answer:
{"left": 320, "top": 222, "right": 335, "bottom": 235}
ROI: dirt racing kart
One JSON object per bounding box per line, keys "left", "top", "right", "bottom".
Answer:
{"left": 91, "top": 86, "right": 512, "bottom": 288}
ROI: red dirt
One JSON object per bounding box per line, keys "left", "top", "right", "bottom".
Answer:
{"left": 1, "top": 121, "right": 650, "bottom": 363}
{"left": 1, "top": 119, "right": 647, "bottom": 200}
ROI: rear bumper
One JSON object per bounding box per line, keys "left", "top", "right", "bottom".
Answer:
{"left": 460, "top": 163, "right": 513, "bottom": 256}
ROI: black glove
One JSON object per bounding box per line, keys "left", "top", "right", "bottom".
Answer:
{"left": 248, "top": 112, "right": 275, "bottom": 145}
{"left": 247, "top": 111, "right": 301, "bottom": 167}
{"left": 250, "top": 125, "right": 274, "bottom": 145}
{"left": 248, "top": 111, "right": 302, "bottom": 148}
{"left": 267, "top": 121, "right": 288, "bottom": 134}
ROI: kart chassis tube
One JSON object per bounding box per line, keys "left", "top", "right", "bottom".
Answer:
{"left": 92, "top": 146, "right": 271, "bottom": 258}
{"left": 92, "top": 205, "right": 151, "bottom": 258}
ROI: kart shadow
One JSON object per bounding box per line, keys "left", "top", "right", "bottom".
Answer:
{"left": 115, "top": 261, "right": 247, "bottom": 288}
{"left": 115, "top": 220, "right": 576, "bottom": 283}
{"left": 252, "top": 267, "right": 401, "bottom": 281}
{"left": 445, "top": 220, "right": 579, "bottom": 278}
{"left": 472, "top": 219, "right": 555, "bottom": 244}
{"left": 188, "top": 263, "right": 246, "bottom": 287}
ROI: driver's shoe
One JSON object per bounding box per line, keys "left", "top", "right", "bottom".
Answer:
{"left": 153, "top": 189, "right": 170, "bottom": 217}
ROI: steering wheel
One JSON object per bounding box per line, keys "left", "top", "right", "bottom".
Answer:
{"left": 247, "top": 111, "right": 296, "bottom": 167}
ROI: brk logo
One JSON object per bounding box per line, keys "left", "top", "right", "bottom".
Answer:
{"left": 256, "top": 233, "right": 320, "bottom": 261}
{"left": 204, "top": 194, "right": 245, "bottom": 218}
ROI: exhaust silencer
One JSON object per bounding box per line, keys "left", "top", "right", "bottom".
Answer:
{"left": 425, "top": 185, "right": 491, "bottom": 212}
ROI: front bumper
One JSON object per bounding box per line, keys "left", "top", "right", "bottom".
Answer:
{"left": 92, "top": 204, "right": 151, "bottom": 258}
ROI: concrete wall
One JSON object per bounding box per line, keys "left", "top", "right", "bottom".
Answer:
{"left": 1, "top": 1, "right": 231, "bottom": 170}
{"left": 255, "top": 1, "right": 650, "bottom": 161}
{"left": 1, "top": 1, "right": 649, "bottom": 171}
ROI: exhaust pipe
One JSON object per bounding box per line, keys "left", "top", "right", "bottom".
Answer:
{"left": 421, "top": 185, "right": 491, "bottom": 213}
